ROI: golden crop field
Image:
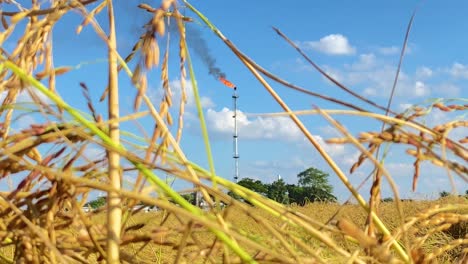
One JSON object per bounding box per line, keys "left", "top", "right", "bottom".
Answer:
{"left": 0, "top": 1, "right": 467, "bottom": 263}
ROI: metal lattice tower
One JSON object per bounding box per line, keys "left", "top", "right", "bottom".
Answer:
{"left": 232, "top": 87, "right": 239, "bottom": 182}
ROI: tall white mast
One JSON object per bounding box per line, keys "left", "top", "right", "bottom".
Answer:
{"left": 233, "top": 87, "right": 239, "bottom": 182}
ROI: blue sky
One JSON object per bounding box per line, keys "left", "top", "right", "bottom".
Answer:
{"left": 2, "top": 1, "right": 467, "bottom": 200}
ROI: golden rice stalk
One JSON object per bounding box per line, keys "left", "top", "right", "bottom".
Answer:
{"left": 412, "top": 132, "right": 424, "bottom": 191}
{"left": 433, "top": 102, "right": 468, "bottom": 112}
{"left": 26, "top": 148, "right": 42, "bottom": 163}
{"left": 44, "top": 31, "right": 55, "bottom": 94}
{"left": 76, "top": 0, "right": 106, "bottom": 34}
{"left": 350, "top": 143, "right": 377, "bottom": 174}
{"left": 133, "top": 69, "right": 147, "bottom": 111}
{"left": 35, "top": 66, "right": 72, "bottom": 80}
{"left": 161, "top": 47, "right": 172, "bottom": 107}
{"left": 161, "top": 28, "right": 174, "bottom": 126}
{"left": 10, "top": 11, "right": 28, "bottom": 24}
{"left": 176, "top": 7, "right": 187, "bottom": 143}
{"left": 367, "top": 168, "right": 382, "bottom": 239}
{"left": 337, "top": 219, "right": 377, "bottom": 248}
{"left": 1, "top": 89, "right": 19, "bottom": 139}
{"left": 141, "top": 34, "right": 160, "bottom": 69}
{"left": 138, "top": 3, "right": 155, "bottom": 12}
{"left": 100, "top": 34, "right": 144, "bottom": 103}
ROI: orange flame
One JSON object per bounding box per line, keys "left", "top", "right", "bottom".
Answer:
{"left": 219, "top": 77, "right": 236, "bottom": 89}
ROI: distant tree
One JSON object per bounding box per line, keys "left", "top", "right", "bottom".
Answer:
{"left": 266, "top": 179, "right": 289, "bottom": 204}
{"left": 228, "top": 178, "right": 268, "bottom": 203}
{"left": 237, "top": 178, "right": 268, "bottom": 195}
{"left": 286, "top": 184, "right": 307, "bottom": 205}
{"left": 87, "top": 196, "right": 106, "bottom": 209}
{"left": 382, "top": 197, "right": 394, "bottom": 202}
{"left": 181, "top": 193, "right": 196, "bottom": 205}
{"left": 297, "top": 167, "right": 337, "bottom": 202}
{"left": 439, "top": 191, "right": 450, "bottom": 198}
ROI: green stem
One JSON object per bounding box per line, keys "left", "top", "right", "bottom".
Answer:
{"left": 3, "top": 60, "right": 255, "bottom": 264}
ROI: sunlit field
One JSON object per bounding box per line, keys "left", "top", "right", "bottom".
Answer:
{"left": 0, "top": 1, "right": 467, "bottom": 263}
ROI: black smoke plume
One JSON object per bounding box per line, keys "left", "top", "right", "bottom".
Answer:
{"left": 186, "top": 25, "right": 226, "bottom": 79}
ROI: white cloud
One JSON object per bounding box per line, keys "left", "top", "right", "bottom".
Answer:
{"left": 398, "top": 103, "right": 413, "bottom": 111}
{"left": 363, "top": 87, "right": 377, "bottom": 96}
{"left": 433, "top": 83, "right": 460, "bottom": 97}
{"left": 347, "top": 53, "right": 377, "bottom": 71}
{"left": 206, "top": 107, "right": 302, "bottom": 141}
{"left": 0, "top": 89, "right": 53, "bottom": 130}
{"left": 342, "top": 151, "right": 361, "bottom": 166}
{"left": 448, "top": 62, "right": 468, "bottom": 79}
{"left": 415, "top": 66, "right": 433, "bottom": 79}
{"left": 377, "top": 46, "right": 400, "bottom": 55}
{"left": 318, "top": 125, "right": 341, "bottom": 137}
{"left": 313, "top": 134, "right": 346, "bottom": 157}
{"left": 412, "top": 81, "right": 430, "bottom": 97}
{"left": 377, "top": 44, "right": 413, "bottom": 56}
{"left": 386, "top": 162, "right": 414, "bottom": 177}
{"left": 300, "top": 34, "right": 356, "bottom": 55}
{"left": 242, "top": 157, "right": 307, "bottom": 184}
{"left": 0, "top": 88, "right": 52, "bottom": 105}
{"left": 250, "top": 157, "right": 308, "bottom": 172}
{"left": 149, "top": 79, "right": 215, "bottom": 110}
{"left": 323, "top": 60, "right": 433, "bottom": 99}
{"left": 345, "top": 53, "right": 377, "bottom": 71}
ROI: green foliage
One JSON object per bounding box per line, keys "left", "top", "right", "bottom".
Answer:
{"left": 228, "top": 178, "right": 268, "bottom": 203}
{"left": 383, "top": 197, "right": 394, "bottom": 202}
{"left": 286, "top": 184, "right": 307, "bottom": 205}
{"left": 266, "top": 179, "right": 289, "bottom": 204}
{"left": 237, "top": 178, "right": 268, "bottom": 195}
{"left": 296, "top": 167, "right": 337, "bottom": 202}
{"left": 181, "top": 193, "right": 196, "bottom": 205}
{"left": 86, "top": 196, "right": 106, "bottom": 209}
{"left": 440, "top": 191, "right": 450, "bottom": 198}
{"left": 230, "top": 167, "right": 336, "bottom": 205}
{"left": 298, "top": 168, "right": 332, "bottom": 191}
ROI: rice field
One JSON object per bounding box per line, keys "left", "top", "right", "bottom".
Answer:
{"left": 0, "top": 1, "right": 467, "bottom": 263}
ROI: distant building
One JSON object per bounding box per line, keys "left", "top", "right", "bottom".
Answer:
{"left": 82, "top": 206, "right": 93, "bottom": 213}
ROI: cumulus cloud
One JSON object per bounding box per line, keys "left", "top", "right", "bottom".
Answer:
{"left": 242, "top": 157, "right": 307, "bottom": 184}
{"left": 206, "top": 108, "right": 347, "bottom": 158}
{"left": 377, "top": 46, "right": 400, "bottom": 55}
{"left": 299, "top": 34, "right": 356, "bottom": 55}
{"left": 323, "top": 60, "right": 433, "bottom": 98}
{"left": 149, "top": 79, "right": 215, "bottom": 110}
{"left": 448, "top": 62, "right": 468, "bottom": 79}
{"left": 415, "top": 66, "right": 433, "bottom": 79}
{"left": 398, "top": 103, "right": 414, "bottom": 111}
{"left": 377, "top": 44, "right": 413, "bottom": 56}
{"left": 0, "top": 89, "right": 54, "bottom": 130}
{"left": 385, "top": 162, "right": 414, "bottom": 178}
{"left": 363, "top": 87, "right": 378, "bottom": 96}
{"left": 313, "top": 134, "right": 346, "bottom": 157}
{"left": 347, "top": 53, "right": 377, "bottom": 71}
{"left": 0, "top": 88, "right": 52, "bottom": 105}
{"left": 206, "top": 107, "right": 302, "bottom": 141}
{"left": 413, "top": 81, "right": 430, "bottom": 97}
{"left": 433, "top": 83, "right": 460, "bottom": 97}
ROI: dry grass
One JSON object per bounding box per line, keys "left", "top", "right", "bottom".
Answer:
{"left": 63, "top": 198, "right": 465, "bottom": 263}
{"left": 0, "top": 0, "right": 467, "bottom": 263}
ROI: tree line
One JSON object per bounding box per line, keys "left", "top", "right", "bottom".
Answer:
{"left": 229, "top": 167, "right": 337, "bottom": 205}
{"left": 84, "top": 167, "right": 338, "bottom": 208}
